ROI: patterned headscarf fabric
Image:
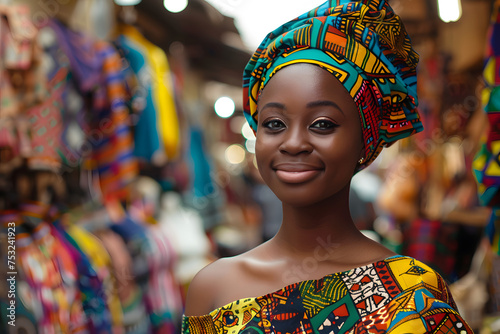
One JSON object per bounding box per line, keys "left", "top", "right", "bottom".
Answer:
{"left": 243, "top": 0, "right": 423, "bottom": 170}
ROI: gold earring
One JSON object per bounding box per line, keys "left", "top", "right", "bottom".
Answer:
{"left": 358, "top": 157, "right": 365, "bottom": 164}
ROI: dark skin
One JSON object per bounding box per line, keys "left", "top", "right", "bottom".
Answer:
{"left": 185, "top": 64, "right": 396, "bottom": 316}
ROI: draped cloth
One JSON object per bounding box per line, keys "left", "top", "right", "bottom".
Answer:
{"left": 182, "top": 255, "right": 473, "bottom": 333}
{"left": 242, "top": 0, "right": 423, "bottom": 170}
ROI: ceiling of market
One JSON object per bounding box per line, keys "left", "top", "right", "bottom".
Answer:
{"left": 135, "top": 0, "right": 250, "bottom": 87}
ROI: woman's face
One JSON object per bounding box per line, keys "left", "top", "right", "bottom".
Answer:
{"left": 255, "top": 63, "right": 364, "bottom": 208}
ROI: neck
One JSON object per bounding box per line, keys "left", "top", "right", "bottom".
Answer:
{"left": 272, "top": 185, "right": 362, "bottom": 257}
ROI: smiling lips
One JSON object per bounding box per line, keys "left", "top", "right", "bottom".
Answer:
{"left": 273, "top": 163, "right": 323, "bottom": 184}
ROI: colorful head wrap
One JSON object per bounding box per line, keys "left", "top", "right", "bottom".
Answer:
{"left": 243, "top": 0, "right": 423, "bottom": 170}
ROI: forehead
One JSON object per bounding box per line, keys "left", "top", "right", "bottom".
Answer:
{"left": 257, "top": 63, "right": 357, "bottom": 114}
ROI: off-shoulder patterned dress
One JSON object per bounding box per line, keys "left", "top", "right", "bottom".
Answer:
{"left": 182, "top": 255, "right": 473, "bottom": 334}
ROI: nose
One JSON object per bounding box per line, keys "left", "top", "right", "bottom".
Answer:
{"left": 278, "top": 126, "right": 313, "bottom": 155}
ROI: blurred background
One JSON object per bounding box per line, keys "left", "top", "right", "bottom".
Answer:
{"left": 0, "top": 0, "right": 499, "bottom": 332}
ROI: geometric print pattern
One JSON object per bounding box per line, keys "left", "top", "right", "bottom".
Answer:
{"left": 242, "top": 0, "right": 423, "bottom": 172}
{"left": 182, "top": 256, "right": 473, "bottom": 334}
{"left": 472, "top": 0, "right": 500, "bottom": 254}
{"left": 342, "top": 264, "right": 392, "bottom": 317}
{"left": 472, "top": 0, "right": 500, "bottom": 208}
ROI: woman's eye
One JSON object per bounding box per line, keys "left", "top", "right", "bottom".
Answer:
{"left": 311, "top": 119, "right": 337, "bottom": 130}
{"left": 263, "top": 119, "right": 285, "bottom": 130}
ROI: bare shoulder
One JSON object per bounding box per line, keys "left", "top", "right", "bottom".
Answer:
{"left": 184, "top": 256, "right": 239, "bottom": 316}
{"left": 184, "top": 244, "right": 277, "bottom": 316}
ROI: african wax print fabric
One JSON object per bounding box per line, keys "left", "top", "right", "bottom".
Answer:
{"left": 243, "top": 0, "right": 423, "bottom": 170}
{"left": 472, "top": 0, "right": 500, "bottom": 208}
{"left": 117, "top": 25, "right": 181, "bottom": 162}
{"left": 182, "top": 255, "right": 473, "bottom": 334}
{"left": 472, "top": 0, "right": 500, "bottom": 256}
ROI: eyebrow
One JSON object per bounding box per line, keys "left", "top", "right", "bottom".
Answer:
{"left": 306, "top": 100, "right": 344, "bottom": 115}
{"left": 259, "top": 102, "right": 286, "bottom": 113}
{"left": 259, "top": 100, "right": 344, "bottom": 115}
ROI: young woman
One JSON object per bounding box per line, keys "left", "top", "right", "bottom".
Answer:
{"left": 182, "top": 0, "right": 474, "bottom": 332}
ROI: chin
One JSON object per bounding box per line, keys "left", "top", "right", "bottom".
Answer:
{"left": 271, "top": 181, "right": 351, "bottom": 209}
{"left": 274, "top": 189, "right": 329, "bottom": 208}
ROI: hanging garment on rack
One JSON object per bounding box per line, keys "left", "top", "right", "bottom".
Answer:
{"left": 53, "top": 218, "right": 116, "bottom": 333}
{"left": 402, "top": 217, "right": 460, "bottom": 282}
{"left": 92, "top": 39, "right": 138, "bottom": 200}
{"left": 472, "top": 0, "right": 500, "bottom": 254}
{"left": 1, "top": 201, "right": 127, "bottom": 333}
{"left": 144, "top": 223, "right": 184, "bottom": 333}
{"left": 45, "top": 20, "right": 101, "bottom": 94}
{"left": 37, "top": 23, "right": 86, "bottom": 169}
{"left": 39, "top": 19, "right": 138, "bottom": 200}
{"left": 114, "top": 31, "right": 163, "bottom": 164}
{"left": 48, "top": 225, "right": 89, "bottom": 333}
{"left": 23, "top": 202, "right": 89, "bottom": 333}
{"left": 64, "top": 221, "right": 124, "bottom": 332}
{"left": 187, "top": 126, "right": 223, "bottom": 230}
{"left": 96, "top": 228, "right": 152, "bottom": 334}
{"left": 0, "top": 5, "right": 66, "bottom": 172}
{"left": 3, "top": 202, "right": 90, "bottom": 334}
{"left": 27, "top": 219, "right": 74, "bottom": 333}
{"left": 0, "top": 211, "right": 40, "bottom": 334}
{"left": 117, "top": 25, "right": 181, "bottom": 162}
{"left": 0, "top": 4, "right": 43, "bottom": 118}
{"left": 108, "top": 213, "right": 151, "bottom": 285}
{"left": 24, "top": 69, "right": 66, "bottom": 171}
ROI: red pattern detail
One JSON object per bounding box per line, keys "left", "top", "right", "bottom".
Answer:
{"left": 375, "top": 262, "right": 402, "bottom": 298}
{"left": 356, "top": 300, "right": 367, "bottom": 310}
{"left": 333, "top": 304, "right": 349, "bottom": 317}
{"left": 361, "top": 275, "right": 372, "bottom": 284}
{"left": 372, "top": 295, "right": 384, "bottom": 306}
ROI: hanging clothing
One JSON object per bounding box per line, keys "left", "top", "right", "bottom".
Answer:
{"left": 91, "top": 39, "right": 138, "bottom": 200}
{"left": 114, "top": 30, "right": 163, "bottom": 163}
{"left": 96, "top": 229, "right": 151, "bottom": 334}
{"left": 0, "top": 211, "right": 40, "bottom": 333}
{"left": 144, "top": 224, "right": 184, "bottom": 333}
{"left": 63, "top": 221, "right": 124, "bottom": 332}
{"left": 37, "top": 19, "right": 138, "bottom": 200}
{"left": 402, "top": 217, "right": 459, "bottom": 282}
{"left": 472, "top": 0, "right": 500, "bottom": 253}
{"left": 0, "top": 4, "right": 44, "bottom": 118}
{"left": 24, "top": 70, "right": 65, "bottom": 171}
{"left": 0, "top": 5, "right": 65, "bottom": 171}
{"left": 53, "top": 218, "right": 116, "bottom": 333}
{"left": 182, "top": 256, "right": 473, "bottom": 334}
{"left": 1, "top": 202, "right": 90, "bottom": 334}
{"left": 99, "top": 214, "right": 153, "bottom": 334}
{"left": 117, "top": 25, "right": 181, "bottom": 162}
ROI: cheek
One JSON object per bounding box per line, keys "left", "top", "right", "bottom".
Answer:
{"left": 254, "top": 135, "right": 275, "bottom": 181}
{"left": 255, "top": 136, "right": 268, "bottom": 162}
{"left": 316, "top": 135, "right": 360, "bottom": 168}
